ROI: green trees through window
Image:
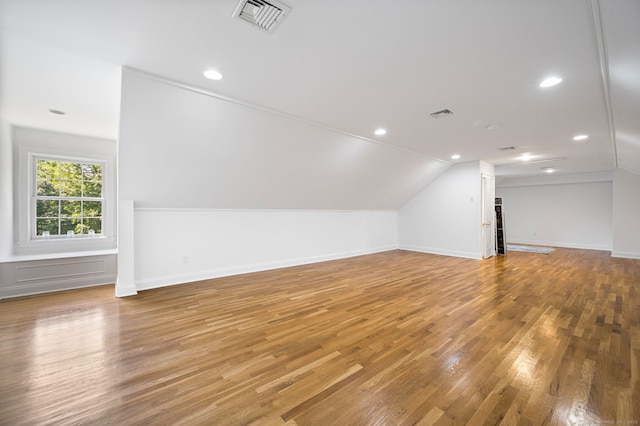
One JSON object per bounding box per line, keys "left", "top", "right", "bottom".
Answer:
{"left": 35, "top": 159, "right": 103, "bottom": 237}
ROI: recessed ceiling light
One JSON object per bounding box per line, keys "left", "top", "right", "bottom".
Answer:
{"left": 374, "top": 128, "right": 387, "bottom": 136}
{"left": 519, "top": 154, "right": 534, "bottom": 162}
{"left": 539, "top": 77, "right": 562, "bottom": 88}
{"left": 204, "top": 69, "right": 223, "bottom": 80}
{"left": 485, "top": 124, "right": 501, "bottom": 131}
{"left": 573, "top": 134, "right": 588, "bottom": 141}
{"left": 451, "top": 154, "right": 461, "bottom": 160}
{"left": 541, "top": 166, "right": 555, "bottom": 173}
{"left": 48, "top": 109, "right": 65, "bottom": 115}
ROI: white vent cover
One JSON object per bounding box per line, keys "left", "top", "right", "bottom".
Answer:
{"left": 430, "top": 108, "right": 454, "bottom": 119}
{"left": 232, "top": 0, "right": 291, "bottom": 33}
{"left": 497, "top": 146, "right": 517, "bottom": 151}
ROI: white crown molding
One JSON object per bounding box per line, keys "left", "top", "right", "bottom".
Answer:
{"left": 123, "top": 67, "right": 449, "bottom": 165}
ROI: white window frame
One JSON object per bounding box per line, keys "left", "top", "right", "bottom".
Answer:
{"left": 30, "top": 154, "right": 107, "bottom": 240}
{"left": 15, "top": 136, "right": 116, "bottom": 256}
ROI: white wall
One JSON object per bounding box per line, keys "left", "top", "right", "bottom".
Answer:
{"left": 133, "top": 209, "right": 397, "bottom": 290}
{"left": 0, "top": 119, "right": 12, "bottom": 261}
{"left": 496, "top": 180, "right": 613, "bottom": 250}
{"left": 398, "top": 161, "right": 485, "bottom": 259}
{"left": 612, "top": 169, "right": 640, "bottom": 258}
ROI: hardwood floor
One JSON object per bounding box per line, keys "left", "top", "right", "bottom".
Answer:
{"left": 1, "top": 249, "right": 639, "bottom": 425}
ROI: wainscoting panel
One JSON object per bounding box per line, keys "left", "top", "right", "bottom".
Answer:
{"left": 0, "top": 254, "right": 117, "bottom": 299}
{"left": 16, "top": 260, "right": 106, "bottom": 282}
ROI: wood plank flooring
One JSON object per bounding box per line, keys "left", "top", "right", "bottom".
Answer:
{"left": 1, "top": 248, "right": 639, "bottom": 425}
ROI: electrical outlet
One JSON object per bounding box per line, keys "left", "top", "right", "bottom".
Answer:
{"left": 183, "top": 256, "right": 190, "bottom": 264}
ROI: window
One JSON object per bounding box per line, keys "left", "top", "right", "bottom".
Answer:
{"left": 33, "top": 157, "right": 104, "bottom": 239}
{"left": 13, "top": 127, "right": 116, "bottom": 256}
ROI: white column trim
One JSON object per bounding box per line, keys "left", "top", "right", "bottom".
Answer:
{"left": 116, "top": 199, "right": 137, "bottom": 297}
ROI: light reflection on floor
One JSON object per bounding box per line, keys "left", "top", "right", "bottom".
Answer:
{"left": 28, "top": 307, "right": 108, "bottom": 415}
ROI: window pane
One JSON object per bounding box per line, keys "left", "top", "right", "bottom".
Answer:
{"left": 36, "top": 200, "right": 59, "bottom": 218}
{"left": 60, "top": 200, "right": 82, "bottom": 217}
{"left": 85, "top": 218, "right": 102, "bottom": 234}
{"left": 37, "top": 177, "right": 60, "bottom": 196}
{"left": 60, "top": 162, "right": 83, "bottom": 180}
{"left": 60, "top": 218, "right": 78, "bottom": 235}
{"left": 74, "top": 221, "right": 91, "bottom": 235}
{"left": 37, "top": 160, "right": 59, "bottom": 178}
{"left": 34, "top": 158, "right": 106, "bottom": 240}
{"left": 37, "top": 218, "right": 59, "bottom": 235}
{"left": 60, "top": 179, "right": 82, "bottom": 197}
{"left": 82, "top": 163, "right": 102, "bottom": 181}
{"left": 83, "top": 181, "right": 102, "bottom": 198}
{"left": 83, "top": 201, "right": 102, "bottom": 217}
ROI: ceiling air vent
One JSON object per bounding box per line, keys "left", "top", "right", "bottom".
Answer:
{"left": 497, "top": 146, "right": 517, "bottom": 151}
{"left": 232, "top": 0, "right": 291, "bottom": 33}
{"left": 430, "top": 108, "right": 454, "bottom": 119}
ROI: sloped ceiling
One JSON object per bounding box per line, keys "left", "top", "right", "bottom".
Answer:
{"left": 1, "top": 0, "right": 639, "bottom": 205}
{"left": 119, "top": 70, "right": 449, "bottom": 209}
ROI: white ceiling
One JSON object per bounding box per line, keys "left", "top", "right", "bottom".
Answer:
{"left": 1, "top": 0, "right": 639, "bottom": 179}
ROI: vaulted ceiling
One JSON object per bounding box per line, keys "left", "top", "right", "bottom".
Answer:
{"left": 1, "top": 0, "right": 639, "bottom": 179}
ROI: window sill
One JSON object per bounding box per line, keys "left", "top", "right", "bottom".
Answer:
{"left": 9, "top": 236, "right": 117, "bottom": 262}
{"left": 4, "top": 248, "right": 118, "bottom": 263}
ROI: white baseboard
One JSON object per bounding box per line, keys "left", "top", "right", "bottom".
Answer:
{"left": 398, "top": 244, "right": 482, "bottom": 260}
{"left": 135, "top": 245, "right": 398, "bottom": 292}
{"left": 115, "top": 281, "right": 138, "bottom": 297}
{"left": 506, "top": 239, "right": 612, "bottom": 252}
{"left": 611, "top": 251, "right": 640, "bottom": 260}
